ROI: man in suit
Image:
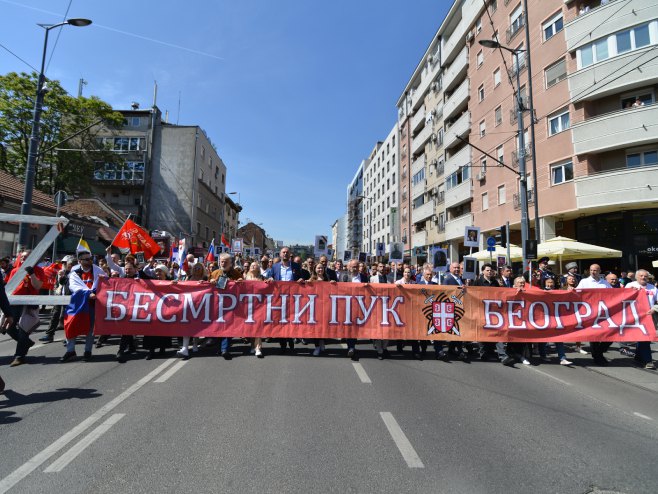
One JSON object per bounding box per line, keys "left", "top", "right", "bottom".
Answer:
{"left": 474, "top": 263, "right": 508, "bottom": 363}
{"left": 319, "top": 255, "right": 337, "bottom": 282}
{"left": 498, "top": 265, "right": 513, "bottom": 288}
{"left": 370, "top": 262, "right": 388, "bottom": 358}
{"left": 438, "top": 262, "right": 468, "bottom": 361}
{"left": 417, "top": 264, "right": 451, "bottom": 361}
{"left": 369, "top": 263, "right": 387, "bottom": 284}
{"left": 339, "top": 259, "right": 367, "bottom": 359}
{"left": 268, "top": 246, "right": 304, "bottom": 352}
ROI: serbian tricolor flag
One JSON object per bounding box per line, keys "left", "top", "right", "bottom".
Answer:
{"left": 63, "top": 290, "right": 92, "bottom": 339}
{"left": 112, "top": 219, "right": 161, "bottom": 259}
{"left": 206, "top": 239, "right": 215, "bottom": 262}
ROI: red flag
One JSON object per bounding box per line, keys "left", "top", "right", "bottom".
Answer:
{"left": 206, "top": 239, "right": 215, "bottom": 262}
{"left": 41, "top": 262, "right": 62, "bottom": 290}
{"left": 221, "top": 233, "right": 230, "bottom": 248}
{"left": 112, "top": 219, "right": 161, "bottom": 259}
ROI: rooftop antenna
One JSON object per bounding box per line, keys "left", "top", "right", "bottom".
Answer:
{"left": 77, "top": 77, "right": 87, "bottom": 98}
{"left": 152, "top": 80, "right": 158, "bottom": 108}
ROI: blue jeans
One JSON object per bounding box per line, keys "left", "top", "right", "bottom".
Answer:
{"left": 539, "top": 342, "right": 566, "bottom": 360}
{"left": 220, "top": 337, "right": 231, "bottom": 353}
{"left": 66, "top": 305, "right": 95, "bottom": 353}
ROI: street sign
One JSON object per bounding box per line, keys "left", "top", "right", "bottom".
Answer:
{"left": 486, "top": 236, "right": 496, "bottom": 247}
{"left": 487, "top": 246, "right": 496, "bottom": 252}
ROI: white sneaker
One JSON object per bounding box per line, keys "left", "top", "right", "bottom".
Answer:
{"left": 176, "top": 348, "right": 189, "bottom": 358}
{"left": 578, "top": 348, "right": 588, "bottom": 354}
{"left": 255, "top": 349, "right": 263, "bottom": 358}
{"left": 560, "top": 359, "right": 573, "bottom": 365}
{"left": 522, "top": 359, "right": 531, "bottom": 365}
{"left": 312, "top": 347, "right": 321, "bottom": 356}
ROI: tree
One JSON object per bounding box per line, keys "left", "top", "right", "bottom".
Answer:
{"left": 0, "top": 71, "right": 124, "bottom": 195}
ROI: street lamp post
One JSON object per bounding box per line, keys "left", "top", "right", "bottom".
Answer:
{"left": 480, "top": 39, "right": 530, "bottom": 269}
{"left": 17, "top": 18, "right": 92, "bottom": 250}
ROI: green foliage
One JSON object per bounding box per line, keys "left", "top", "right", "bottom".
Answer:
{"left": 0, "top": 71, "right": 124, "bottom": 195}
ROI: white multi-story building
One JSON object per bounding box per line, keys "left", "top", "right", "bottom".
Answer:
{"left": 362, "top": 123, "right": 400, "bottom": 257}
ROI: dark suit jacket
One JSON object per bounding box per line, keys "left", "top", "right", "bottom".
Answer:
{"left": 325, "top": 267, "right": 338, "bottom": 282}
{"left": 442, "top": 274, "right": 463, "bottom": 286}
{"left": 474, "top": 276, "right": 501, "bottom": 287}
{"left": 498, "top": 276, "right": 513, "bottom": 288}
{"left": 270, "top": 262, "right": 304, "bottom": 281}
{"left": 339, "top": 272, "right": 368, "bottom": 283}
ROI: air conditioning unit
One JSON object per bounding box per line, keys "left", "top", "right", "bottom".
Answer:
{"left": 465, "top": 30, "right": 474, "bottom": 42}
{"left": 430, "top": 133, "right": 437, "bottom": 142}
{"left": 476, "top": 171, "right": 487, "bottom": 181}
{"left": 431, "top": 82, "right": 438, "bottom": 92}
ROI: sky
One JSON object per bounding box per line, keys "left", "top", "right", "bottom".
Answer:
{"left": 0, "top": 0, "right": 451, "bottom": 245}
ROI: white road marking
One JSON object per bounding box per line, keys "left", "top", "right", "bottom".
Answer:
{"left": 29, "top": 339, "right": 64, "bottom": 351}
{"left": 44, "top": 414, "right": 125, "bottom": 473}
{"left": 379, "top": 412, "right": 425, "bottom": 468}
{"left": 339, "top": 343, "right": 348, "bottom": 349}
{"left": 523, "top": 365, "right": 572, "bottom": 386}
{"left": 352, "top": 362, "right": 372, "bottom": 384}
{"left": 0, "top": 358, "right": 176, "bottom": 493}
{"left": 154, "top": 360, "right": 188, "bottom": 383}
{"left": 633, "top": 412, "right": 653, "bottom": 421}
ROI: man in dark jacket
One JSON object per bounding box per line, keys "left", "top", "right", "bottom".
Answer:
{"left": 474, "top": 263, "right": 508, "bottom": 362}
{"left": 268, "top": 247, "right": 304, "bottom": 352}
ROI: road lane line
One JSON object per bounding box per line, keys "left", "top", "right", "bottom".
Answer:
{"left": 379, "top": 412, "right": 424, "bottom": 468}
{"left": 154, "top": 360, "right": 188, "bottom": 383}
{"left": 0, "top": 358, "right": 176, "bottom": 493}
{"left": 44, "top": 414, "right": 126, "bottom": 473}
{"left": 29, "top": 339, "right": 64, "bottom": 351}
{"left": 633, "top": 412, "right": 653, "bottom": 421}
{"left": 523, "top": 365, "right": 572, "bottom": 386}
{"left": 340, "top": 343, "right": 348, "bottom": 349}
{"left": 352, "top": 362, "right": 372, "bottom": 384}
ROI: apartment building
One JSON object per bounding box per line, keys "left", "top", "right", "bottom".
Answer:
{"left": 362, "top": 123, "right": 400, "bottom": 257}
{"left": 346, "top": 163, "right": 364, "bottom": 259}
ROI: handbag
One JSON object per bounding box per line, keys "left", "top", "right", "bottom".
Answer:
{"left": 18, "top": 306, "right": 40, "bottom": 334}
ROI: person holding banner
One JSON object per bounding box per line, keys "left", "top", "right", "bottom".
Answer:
{"left": 308, "top": 263, "right": 336, "bottom": 356}
{"left": 0, "top": 276, "right": 15, "bottom": 389}
{"left": 395, "top": 267, "right": 423, "bottom": 359}
{"left": 268, "top": 247, "right": 304, "bottom": 353}
{"left": 577, "top": 264, "right": 612, "bottom": 366}
{"left": 244, "top": 261, "right": 265, "bottom": 358}
{"left": 209, "top": 253, "right": 243, "bottom": 359}
{"left": 474, "top": 263, "right": 505, "bottom": 362}
{"left": 60, "top": 249, "right": 107, "bottom": 363}
{"left": 339, "top": 259, "right": 368, "bottom": 359}
{"left": 417, "top": 264, "right": 451, "bottom": 361}
{"left": 625, "top": 269, "right": 657, "bottom": 370}
{"left": 176, "top": 263, "right": 209, "bottom": 359}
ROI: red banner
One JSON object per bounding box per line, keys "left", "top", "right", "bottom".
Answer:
{"left": 94, "top": 278, "right": 657, "bottom": 342}
{"left": 112, "top": 219, "right": 160, "bottom": 259}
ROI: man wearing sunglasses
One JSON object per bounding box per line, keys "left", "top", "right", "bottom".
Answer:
{"left": 60, "top": 249, "right": 107, "bottom": 363}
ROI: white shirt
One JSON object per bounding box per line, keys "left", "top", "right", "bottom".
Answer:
{"left": 625, "top": 281, "right": 658, "bottom": 306}
{"left": 577, "top": 276, "right": 611, "bottom": 289}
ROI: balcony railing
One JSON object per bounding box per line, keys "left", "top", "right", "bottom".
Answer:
{"left": 435, "top": 191, "right": 445, "bottom": 204}
{"left": 513, "top": 189, "right": 535, "bottom": 210}
{"left": 437, "top": 222, "right": 445, "bottom": 233}
{"left": 506, "top": 13, "right": 525, "bottom": 44}
{"left": 511, "top": 144, "right": 533, "bottom": 168}
{"left": 507, "top": 57, "right": 527, "bottom": 80}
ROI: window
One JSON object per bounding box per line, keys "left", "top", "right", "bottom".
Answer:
{"left": 548, "top": 108, "right": 569, "bottom": 136}
{"left": 482, "top": 192, "right": 489, "bottom": 211}
{"left": 545, "top": 58, "right": 567, "bottom": 88}
{"left": 578, "top": 22, "right": 656, "bottom": 69}
{"left": 478, "top": 84, "right": 485, "bottom": 102}
{"left": 446, "top": 166, "right": 470, "bottom": 189}
{"left": 490, "top": 0, "right": 497, "bottom": 13}
{"left": 93, "top": 162, "right": 144, "bottom": 182}
{"left": 493, "top": 68, "right": 501, "bottom": 87}
{"left": 510, "top": 5, "right": 524, "bottom": 38}
{"left": 476, "top": 18, "right": 482, "bottom": 35}
{"left": 494, "top": 106, "right": 502, "bottom": 126}
{"left": 412, "top": 195, "right": 425, "bottom": 209}
{"left": 621, "top": 90, "right": 654, "bottom": 108}
{"left": 479, "top": 120, "right": 486, "bottom": 137}
{"left": 543, "top": 12, "right": 563, "bottom": 41}
{"left": 480, "top": 157, "right": 487, "bottom": 173}
{"left": 627, "top": 149, "right": 658, "bottom": 168}
{"left": 551, "top": 160, "right": 574, "bottom": 185}
{"left": 477, "top": 50, "right": 483, "bottom": 67}
{"left": 498, "top": 184, "right": 506, "bottom": 205}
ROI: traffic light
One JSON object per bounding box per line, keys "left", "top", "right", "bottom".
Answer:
{"left": 500, "top": 225, "right": 507, "bottom": 248}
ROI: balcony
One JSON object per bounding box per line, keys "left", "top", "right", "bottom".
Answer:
{"left": 444, "top": 111, "right": 470, "bottom": 150}
{"left": 445, "top": 179, "right": 472, "bottom": 209}
{"left": 445, "top": 213, "right": 473, "bottom": 241}
{"left": 443, "top": 46, "right": 468, "bottom": 93}
{"left": 572, "top": 104, "right": 658, "bottom": 155}
{"left": 442, "top": 17, "right": 469, "bottom": 66}
{"left": 435, "top": 190, "right": 445, "bottom": 205}
{"left": 412, "top": 229, "right": 428, "bottom": 247}
{"left": 411, "top": 153, "right": 426, "bottom": 175}
{"left": 413, "top": 56, "right": 442, "bottom": 110}
{"left": 511, "top": 144, "right": 533, "bottom": 168}
{"left": 507, "top": 56, "right": 527, "bottom": 80}
{"left": 411, "top": 179, "right": 426, "bottom": 200}
{"left": 411, "top": 105, "right": 426, "bottom": 133}
{"left": 568, "top": 48, "right": 658, "bottom": 103}
{"left": 565, "top": 0, "right": 642, "bottom": 52}
{"left": 412, "top": 124, "right": 432, "bottom": 154}
{"left": 412, "top": 199, "right": 435, "bottom": 224}
{"left": 505, "top": 13, "right": 525, "bottom": 44}
{"left": 575, "top": 164, "right": 658, "bottom": 211}
{"left": 443, "top": 78, "right": 469, "bottom": 122}
{"left": 445, "top": 145, "right": 471, "bottom": 177}
{"left": 512, "top": 189, "right": 535, "bottom": 210}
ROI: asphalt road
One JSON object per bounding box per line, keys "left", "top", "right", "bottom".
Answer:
{"left": 0, "top": 330, "right": 657, "bottom": 494}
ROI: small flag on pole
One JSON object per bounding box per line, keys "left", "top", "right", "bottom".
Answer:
{"left": 76, "top": 236, "right": 91, "bottom": 254}
{"left": 206, "top": 239, "right": 215, "bottom": 262}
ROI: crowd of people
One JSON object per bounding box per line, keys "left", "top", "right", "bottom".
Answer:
{"left": 1, "top": 246, "right": 657, "bottom": 381}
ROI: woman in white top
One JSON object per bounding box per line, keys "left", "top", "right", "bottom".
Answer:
{"left": 244, "top": 261, "right": 265, "bottom": 358}
{"left": 176, "top": 263, "right": 208, "bottom": 358}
